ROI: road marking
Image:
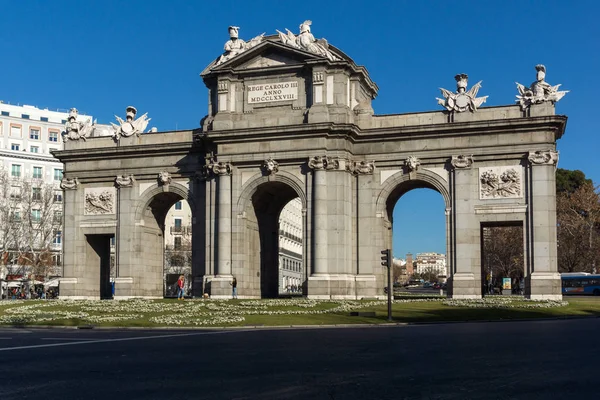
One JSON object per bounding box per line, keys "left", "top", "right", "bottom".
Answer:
{"left": 0, "top": 330, "right": 251, "bottom": 352}
{"left": 41, "top": 338, "right": 96, "bottom": 341}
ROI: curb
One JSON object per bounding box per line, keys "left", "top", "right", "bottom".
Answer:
{"left": 1, "top": 315, "right": 599, "bottom": 332}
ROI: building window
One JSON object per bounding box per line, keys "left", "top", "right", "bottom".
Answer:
{"left": 174, "top": 237, "right": 182, "bottom": 250}
{"left": 10, "top": 125, "right": 21, "bottom": 137}
{"left": 53, "top": 254, "right": 61, "bottom": 266}
{"left": 1, "top": 111, "right": 9, "bottom": 116}
{"left": 49, "top": 131, "right": 58, "bottom": 142}
{"left": 40, "top": 117, "right": 49, "bottom": 122}
{"left": 22, "top": 114, "right": 30, "bottom": 119}
{"left": 175, "top": 201, "right": 182, "bottom": 210}
{"left": 174, "top": 218, "right": 182, "bottom": 229}
{"left": 32, "top": 166, "right": 43, "bottom": 179}
{"left": 30, "top": 146, "right": 39, "bottom": 153}
{"left": 53, "top": 192, "right": 63, "bottom": 202}
{"left": 61, "top": 119, "right": 67, "bottom": 124}
{"left": 53, "top": 210, "right": 62, "bottom": 223}
{"left": 11, "top": 164, "right": 21, "bottom": 178}
{"left": 32, "top": 187, "right": 42, "bottom": 201}
{"left": 11, "top": 210, "right": 21, "bottom": 222}
{"left": 29, "top": 128, "right": 40, "bottom": 140}
{"left": 53, "top": 169, "right": 63, "bottom": 181}
{"left": 31, "top": 209, "right": 41, "bottom": 222}
{"left": 53, "top": 230, "right": 62, "bottom": 245}
{"left": 10, "top": 143, "right": 19, "bottom": 151}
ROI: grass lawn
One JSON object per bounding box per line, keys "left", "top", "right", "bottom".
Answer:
{"left": 0, "top": 295, "right": 598, "bottom": 328}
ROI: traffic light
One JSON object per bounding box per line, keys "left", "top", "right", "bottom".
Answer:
{"left": 381, "top": 249, "right": 390, "bottom": 268}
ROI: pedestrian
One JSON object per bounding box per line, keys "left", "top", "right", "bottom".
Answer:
{"left": 230, "top": 276, "right": 237, "bottom": 299}
{"left": 177, "top": 275, "right": 185, "bottom": 300}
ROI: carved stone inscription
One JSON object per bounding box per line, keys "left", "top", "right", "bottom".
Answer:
{"left": 84, "top": 188, "right": 116, "bottom": 215}
{"left": 247, "top": 81, "right": 299, "bottom": 104}
{"left": 479, "top": 166, "right": 522, "bottom": 200}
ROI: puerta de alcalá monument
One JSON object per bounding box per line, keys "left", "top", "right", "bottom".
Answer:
{"left": 54, "top": 21, "right": 568, "bottom": 300}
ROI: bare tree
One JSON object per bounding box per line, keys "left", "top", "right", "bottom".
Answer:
{"left": 557, "top": 182, "right": 600, "bottom": 273}
{"left": 0, "top": 169, "right": 62, "bottom": 281}
{"left": 482, "top": 226, "right": 524, "bottom": 282}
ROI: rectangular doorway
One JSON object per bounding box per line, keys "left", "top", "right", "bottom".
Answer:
{"left": 86, "top": 234, "right": 114, "bottom": 300}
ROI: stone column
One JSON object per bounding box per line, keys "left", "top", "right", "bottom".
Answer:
{"left": 449, "top": 155, "right": 480, "bottom": 299}
{"left": 354, "top": 161, "right": 378, "bottom": 297}
{"left": 308, "top": 156, "right": 329, "bottom": 275}
{"left": 58, "top": 177, "right": 81, "bottom": 297}
{"left": 210, "top": 161, "right": 233, "bottom": 298}
{"left": 527, "top": 150, "right": 561, "bottom": 300}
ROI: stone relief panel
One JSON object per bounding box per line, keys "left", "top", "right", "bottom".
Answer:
{"left": 479, "top": 166, "right": 523, "bottom": 200}
{"left": 84, "top": 188, "right": 116, "bottom": 215}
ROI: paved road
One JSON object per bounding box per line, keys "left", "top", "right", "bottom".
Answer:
{"left": 0, "top": 318, "right": 598, "bottom": 400}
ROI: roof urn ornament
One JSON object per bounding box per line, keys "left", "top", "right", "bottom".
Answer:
{"left": 277, "top": 20, "right": 340, "bottom": 61}
{"left": 111, "top": 106, "right": 151, "bottom": 141}
{"left": 437, "top": 74, "right": 488, "bottom": 112}
{"left": 516, "top": 65, "right": 568, "bottom": 110}
{"left": 215, "top": 26, "right": 265, "bottom": 66}
{"left": 63, "top": 108, "right": 94, "bottom": 141}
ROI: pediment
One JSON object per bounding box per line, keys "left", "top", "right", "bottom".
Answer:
{"left": 202, "top": 40, "right": 324, "bottom": 76}
{"left": 239, "top": 53, "right": 303, "bottom": 70}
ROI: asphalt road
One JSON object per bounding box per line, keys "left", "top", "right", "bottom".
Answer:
{"left": 0, "top": 318, "right": 598, "bottom": 400}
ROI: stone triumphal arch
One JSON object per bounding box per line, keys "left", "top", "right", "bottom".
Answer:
{"left": 55, "top": 23, "right": 567, "bottom": 300}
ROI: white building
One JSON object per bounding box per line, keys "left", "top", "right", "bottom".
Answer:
{"left": 278, "top": 198, "right": 303, "bottom": 293}
{"left": 0, "top": 102, "right": 92, "bottom": 295}
{"left": 163, "top": 200, "right": 193, "bottom": 295}
{"left": 415, "top": 252, "right": 447, "bottom": 277}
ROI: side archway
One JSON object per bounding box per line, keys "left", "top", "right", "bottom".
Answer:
{"left": 376, "top": 169, "right": 450, "bottom": 223}
{"left": 234, "top": 170, "right": 307, "bottom": 298}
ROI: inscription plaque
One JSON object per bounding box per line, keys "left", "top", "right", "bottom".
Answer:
{"left": 247, "top": 81, "right": 298, "bottom": 104}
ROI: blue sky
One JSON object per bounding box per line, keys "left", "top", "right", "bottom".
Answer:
{"left": 2, "top": 1, "right": 598, "bottom": 258}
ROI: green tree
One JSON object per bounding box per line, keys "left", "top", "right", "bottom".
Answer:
{"left": 556, "top": 168, "right": 592, "bottom": 194}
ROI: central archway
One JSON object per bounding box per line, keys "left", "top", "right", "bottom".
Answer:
{"left": 236, "top": 172, "right": 307, "bottom": 298}
{"left": 377, "top": 170, "right": 452, "bottom": 294}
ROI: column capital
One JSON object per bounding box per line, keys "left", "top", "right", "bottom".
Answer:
{"left": 308, "top": 156, "right": 338, "bottom": 171}
{"left": 450, "top": 155, "right": 474, "bottom": 169}
{"left": 209, "top": 161, "right": 233, "bottom": 176}
{"left": 115, "top": 174, "right": 135, "bottom": 188}
{"left": 348, "top": 160, "right": 375, "bottom": 175}
{"left": 60, "top": 177, "right": 79, "bottom": 190}
{"left": 528, "top": 150, "right": 559, "bottom": 166}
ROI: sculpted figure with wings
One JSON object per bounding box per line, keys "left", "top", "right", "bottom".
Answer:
{"left": 277, "top": 20, "right": 340, "bottom": 61}
{"left": 111, "top": 106, "right": 151, "bottom": 141}
{"left": 436, "top": 74, "right": 488, "bottom": 113}
{"left": 516, "top": 64, "right": 568, "bottom": 110}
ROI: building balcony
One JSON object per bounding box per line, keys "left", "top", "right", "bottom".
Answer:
{"left": 170, "top": 226, "right": 192, "bottom": 235}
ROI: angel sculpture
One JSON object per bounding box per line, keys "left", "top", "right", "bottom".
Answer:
{"left": 63, "top": 108, "right": 94, "bottom": 141}
{"left": 111, "top": 106, "right": 151, "bottom": 140}
{"left": 437, "top": 74, "right": 488, "bottom": 113}
{"left": 277, "top": 20, "right": 340, "bottom": 61}
{"left": 516, "top": 64, "right": 568, "bottom": 110}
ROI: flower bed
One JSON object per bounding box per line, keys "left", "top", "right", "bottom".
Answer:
{"left": 0, "top": 296, "right": 571, "bottom": 327}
